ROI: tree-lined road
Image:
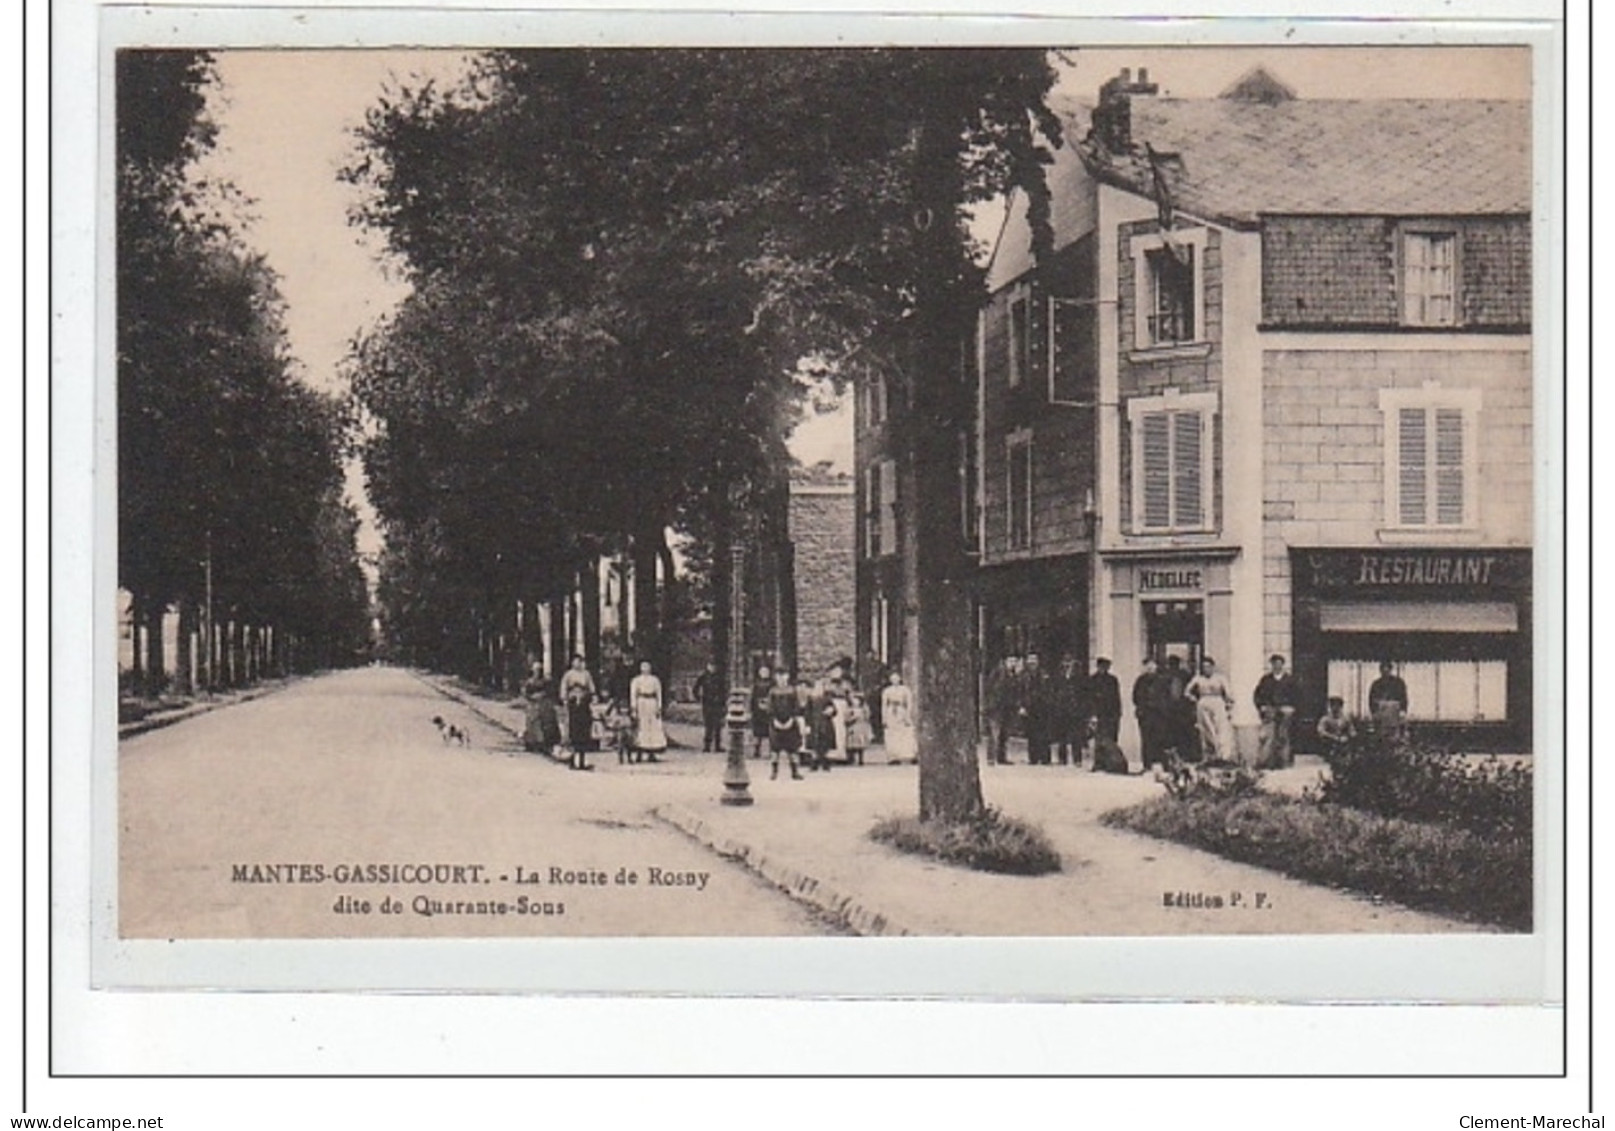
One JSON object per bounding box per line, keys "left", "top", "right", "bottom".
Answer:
{"left": 119, "top": 666, "right": 835, "bottom": 937}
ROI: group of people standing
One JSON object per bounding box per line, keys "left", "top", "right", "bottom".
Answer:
{"left": 987, "top": 650, "right": 1316, "bottom": 772}
{"left": 521, "top": 654, "right": 669, "bottom": 771}
{"left": 983, "top": 653, "right": 1123, "bottom": 767}
{"left": 1131, "top": 653, "right": 1296, "bottom": 771}
{"left": 744, "top": 658, "right": 915, "bottom": 779}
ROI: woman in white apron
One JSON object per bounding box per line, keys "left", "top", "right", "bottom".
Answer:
{"left": 1185, "top": 656, "right": 1235, "bottom": 763}
{"left": 881, "top": 670, "right": 916, "bottom": 765}
{"left": 629, "top": 660, "right": 668, "bottom": 763}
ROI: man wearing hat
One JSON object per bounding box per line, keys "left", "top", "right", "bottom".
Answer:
{"left": 1088, "top": 657, "right": 1123, "bottom": 748}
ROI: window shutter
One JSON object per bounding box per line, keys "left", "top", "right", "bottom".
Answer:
{"left": 878, "top": 457, "right": 898, "bottom": 553}
{"left": 1427, "top": 236, "right": 1455, "bottom": 325}
{"left": 1403, "top": 236, "right": 1428, "bottom": 324}
{"left": 1398, "top": 408, "right": 1428, "bottom": 526}
{"left": 1434, "top": 407, "right": 1465, "bottom": 525}
{"left": 1007, "top": 440, "right": 1031, "bottom": 548}
{"left": 865, "top": 463, "right": 881, "bottom": 556}
{"left": 1173, "top": 410, "right": 1203, "bottom": 528}
{"left": 1141, "top": 412, "right": 1172, "bottom": 529}
{"left": 1008, "top": 297, "right": 1028, "bottom": 386}
{"left": 1049, "top": 298, "right": 1095, "bottom": 404}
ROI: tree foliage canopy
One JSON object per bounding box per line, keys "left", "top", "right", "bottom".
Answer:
{"left": 117, "top": 50, "right": 371, "bottom": 676}
{"left": 347, "top": 48, "right": 1061, "bottom": 684}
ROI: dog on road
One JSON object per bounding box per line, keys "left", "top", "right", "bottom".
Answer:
{"left": 431, "top": 715, "right": 470, "bottom": 746}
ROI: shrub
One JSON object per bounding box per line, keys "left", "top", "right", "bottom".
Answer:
{"left": 870, "top": 807, "right": 1062, "bottom": 876}
{"left": 1103, "top": 792, "right": 1531, "bottom": 931}
{"left": 1158, "top": 759, "right": 1265, "bottom": 802}
{"left": 1318, "top": 732, "right": 1532, "bottom": 839}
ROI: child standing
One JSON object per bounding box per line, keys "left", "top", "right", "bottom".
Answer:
{"left": 767, "top": 669, "right": 804, "bottom": 781}
{"left": 845, "top": 691, "right": 872, "bottom": 766}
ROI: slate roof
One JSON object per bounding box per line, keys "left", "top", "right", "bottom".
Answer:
{"left": 1076, "top": 97, "right": 1531, "bottom": 226}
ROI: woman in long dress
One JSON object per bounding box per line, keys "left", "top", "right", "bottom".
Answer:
{"left": 881, "top": 670, "right": 916, "bottom": 765}
{"left": 1185, "top": 656, "right": 1235, "bottom": 763}
{"left": 628, "top": 659, "right": 668, "bottom": 763}
{"left": 521, "top": 661, "right": 561, "bottom": 757}
{"left": 558, "top": 654, "right": 597, "bottom": 771}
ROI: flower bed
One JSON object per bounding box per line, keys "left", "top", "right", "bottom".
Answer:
{"left": 870, "top": 807, "right": 1062, "bottom": 876}
{"left": 1103, "top": 790, "right": 1530, "bottom": 931}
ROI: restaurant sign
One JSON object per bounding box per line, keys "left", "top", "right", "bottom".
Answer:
{"left": 1297, "top": 549, "right": 1528, "bottom": 594}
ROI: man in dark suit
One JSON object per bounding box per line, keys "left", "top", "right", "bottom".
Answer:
{"left": 1022, "top": 652, "right": 1052, "bottom": 765}
{"left": 1368, "top": 661, "right": 1409, "bottom": 739}
{"left": 1132, "top": 656, "right": 1168, "bottom": 771}
{"left": 692, "top": 661, "right": 728, "bottom": 753}
{"left": 1088, "top": 657, "right": 1123, "bottom": 746}
{"left": 1052, "top": 654, "right": 1090, "bottom": 766}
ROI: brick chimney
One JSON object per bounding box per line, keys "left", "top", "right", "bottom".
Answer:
{"left": 1092, "top": 66, "right": 1160, "bottom": 153}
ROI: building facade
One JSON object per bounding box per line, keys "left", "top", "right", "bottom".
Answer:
{"left": 974, "top": 127, "right": 1102, "bottom": 675}
{"left": 1075, "top": 67, "right": 1532, "bottom": 755}
{"left": 789, "top": 475, "right": 858, "bottom": 679}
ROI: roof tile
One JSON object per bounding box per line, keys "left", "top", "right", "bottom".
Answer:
{"left": 1077, "top": 98, "right": 1530, "bottom": 223}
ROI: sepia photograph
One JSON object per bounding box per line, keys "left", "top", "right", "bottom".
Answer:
{"left": 103, "top": 30, "right": 1554, "bottom": 985}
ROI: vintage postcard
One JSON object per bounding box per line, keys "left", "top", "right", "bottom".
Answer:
{"left": 78, "top": 7, "right": 1565, "bottom": 1009}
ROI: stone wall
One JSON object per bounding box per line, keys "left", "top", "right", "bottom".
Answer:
{"left": 789, "top": 486, "right": 857, "bottom": 678}
{"left": 1259, "top": 343, "right": 1533, "bottom": 657}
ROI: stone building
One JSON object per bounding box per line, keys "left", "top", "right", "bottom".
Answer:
{"left": 974, "top": 99, "right": 1102, "bottom": 675}
{"left": 1073, "top": 66, "right": 1533, "bottom": 754}
{"left": 788, "top": 473, "right": 857, "bottom": 679}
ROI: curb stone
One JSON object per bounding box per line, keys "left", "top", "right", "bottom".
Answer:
{"left": 653, "top": 802, "right": 912, "bottom": 938}
{"left": 118, "top": 681, "right": 293, "bottom": 740}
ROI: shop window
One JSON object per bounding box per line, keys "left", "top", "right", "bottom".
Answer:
{"left": 1129, "top": 391, "right": 1215, "bottom": 534}
{"left": 1379, "top": 387, "right": 1481, "bottom": 530}
{"left": 1402, "top": 230, "right": 1458, "bottom": 327}
{"left": 1131, "top": 228, "right": 1207, "bottom": 351}
{"left": 1327, "top": 658, "right": 1508, "bottom": 723}
{"left": 1007, "top": 430, "right": 1033, "bottom": 549}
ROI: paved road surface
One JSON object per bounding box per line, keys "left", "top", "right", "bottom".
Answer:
{"left": 118, "top": 666, "right": 837, "bottom": 938}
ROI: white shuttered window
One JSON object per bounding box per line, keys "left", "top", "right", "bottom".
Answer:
{"left": 1130, "top": 392, "right": 1214, "bottom": 533}
{"left": 1381, "top": 388, "right": 1480, "bottom": 530}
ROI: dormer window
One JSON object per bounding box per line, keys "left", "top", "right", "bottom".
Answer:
{"left": 1402, "top": 230, "right": 1458, "bottom": 327}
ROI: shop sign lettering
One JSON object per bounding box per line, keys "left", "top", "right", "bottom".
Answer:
{"left": 1140, "top": 567, "right": 1203, "bottom": 593}
{"left": 1353, "top": 554, "right": 1496, "bottom": 587}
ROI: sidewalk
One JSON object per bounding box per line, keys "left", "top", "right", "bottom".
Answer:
{"left": 425, "top": 675, "right": 1483, "bottom": 938}
{"left": 118, "top": 676, "right": 303, "bottom": 739}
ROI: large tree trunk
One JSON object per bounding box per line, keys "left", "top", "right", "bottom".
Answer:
{"left": 656, "top": 531, "right": 678, "bottom": 682}
{"left": 144, "top": 598, "right": 167, "bottom": 697}
{"left": 632, "top": 528, "right": 660, "bottom": 674}
{"left": 229, "top": 617, "right": 245, "bottom": 687}
{"left": 175, "top": 599, "right": 195, "bottom": 695}
{"left": 246, "top": 623, "right": 261, "bottom": 684}
{"left": 548, "top": 594, "right": 569, "bottom": 680}
{"left": 128, "top": 592, "right": 145, "bottom": 692}
{"left": 711, "top": 503, "right": 734, "bottom": 688}
{"left": 908, "top": 112, "right": 984, "bottom": 824}
{"left": 579, "top": 562, "right": 603, "bottom": 677}
{"left": 765, "top": 471, "right": 795, "bottom": 675}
